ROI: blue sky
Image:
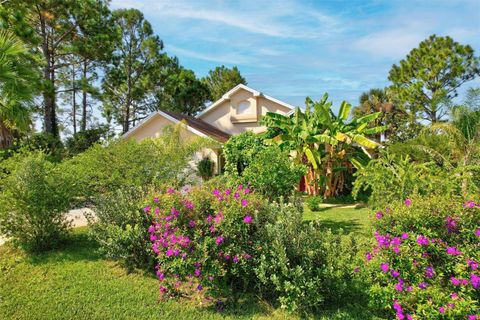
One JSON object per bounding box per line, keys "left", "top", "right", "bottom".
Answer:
{"left": 110, "top": 0, "right": 480, "bottom": 109}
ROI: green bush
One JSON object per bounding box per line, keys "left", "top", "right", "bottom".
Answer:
{"left": 305, "top": 195, "right": 322, "bottom": 211}
{"left": 353, "top": 152, "right": 469, "bottom": 208}
{"left": 64, "top": 126, "right": 110, "bottom": 156}
{"left": 223, "top": 131, "right": 266, "bottom": 176}
{"left": 197, "top": 157, "right": 214, "bottom": 180}
{"left": 146, "top": 185, "right": 362, "bottom": 312}
{"left": 240, "top": 146, "right": 305, "bottom": 200}
{"left": 61, "top": 125, "right": 210, "bottom": 200}
{"left": 360, "top": 195, "right": 479, "bottom": 319}
{"left": 87, "top": 187, "right": 153, "bottom": 271}
{"left": 0, "top": 152, "right": 74, "bottom": 252}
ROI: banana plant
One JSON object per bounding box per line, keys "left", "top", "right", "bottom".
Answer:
{"left": 262, "top": 93, "right": 386, "bottom": 197}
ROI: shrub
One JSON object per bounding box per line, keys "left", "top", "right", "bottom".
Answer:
{"left": 0, "top": 152, "right": 73, "bottom": 252}
{"left": 353, "top": 152, "right": 468, "bottom": 208}
{"left": 240, "top": 146, "right": 305, "bottom": 200}
{"left": 360, "top": 195, "right": 480, "bottom": 319}
{"left": 305, "top": 195, "right": 322, "bottom": 211}
{"left": 87, "top": 187, "right": 153, "bottom": 271}
{"left": 197, "top": 157, "right": 214, "bottom": 181}
{"left": 64, "top": 125, "right": 110, "bottom": 156}
{"left": 61, "top": 125, "right": 210, "bottom": 200}
{"left": 146, "top": 185, "right": 363, "bottom": 312}
{"left": 223, "top": 131, "right": 266, "bottom": 176}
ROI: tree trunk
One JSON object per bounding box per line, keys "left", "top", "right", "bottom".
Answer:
{"left": 72, "top": 64, "right": 77, "bottom": 135}
{"left": 0, "top": 119, "right": 13, "bottom": 149}
{"left": 81, "top": 59, "right": 88, "bottom": 131}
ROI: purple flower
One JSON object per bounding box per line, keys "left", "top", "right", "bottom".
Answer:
{"left": 156, "top": 271, "right": 165, "bottom": 281}
{"left": 150, "top": 234, "right": 157, "bottom": 241}
{"left": 184, "top": 200, "right": 194, "bottom": 210}
{"left": 418, "top": 282, "right": 427, "bottom": 290}
{"left": 214, "top": 212, "right": 224, "bottom": 224}
{"left": 464, "top": 200, "right": 476, "bottom": 208}
{"left": 468, "top": 315, "right": 477, "bottom": 320}
{"left": 167, "top": 187, "right": 175, "bottom": 194}
{"left": 171, "top": 207, "right": 179, "bottom": 217}
{"left": 237, "top": 185, "right": 243, "bottom": 190}
{"left": 404, "top": 198, "right": 412, "bottom": 206}
{"left": 445, "top": 216, "right": 458, "bottom": 233}
{"left": 241, "top": 199, "right": 249, "bottom": 207}
{"left": 471, "top": 273, "right": 480, "bottom": 289}
{"left": 188, "top": 220, "right": 196, "bottom": 228}
{"left": 451, "top": 277, "right": 461, "bottom": 286}
{"left": 391, "top": 270, "right": 400, "bottom": 277}
{"left": 148, "top": 225, "right": 155, "bottom": 233}
{"left": 225, "top": 188, "right": 231, "bottom": 195}
{"left": 243, "top": 215, "right": 253, "bottom": 223}
{"left": 365, "top": 252, "right": 373, "bottom": 261}
{"left": 213, "top": 189, "right": 221, "bottom": 197}
{"left": 244, "top": 187, "right": 251, "bottom": 194}
{"left": 380, "top": 263, "right": 389, "bottom": 273}
{"left": 375, "top": 211, "right": 384, "bottom": 219}
{"left": 401, "top": 233, "right": 409, "bottom": 239}
{"left": 153, "top": 197, "right": 159, "bottom": 203}
{"left": 234, "top": 192, "right": 240, "bottom": 200}
{"left": 394, "top": 280, "right": 404, "bottom": 291}
{"left": 425, "top": 266, "right": 435, "bottom": 278}
{"left": 439, "top": 307, "right": 445, "bottom": 314}
{"left": 233, "top": 256, "right": 239, "bottom": 263}
{"left": 208, "top": 276, "right": 214, "bottom": 281}
{"left": 393, "top": 301, "right": 402, "bottom": 313}
{"left": 160, "top": 286, "right": 167, "bottom": 293}
{"left": 467, "top": 259, "right": 479, "bottom": 270}
{"left": 447, "top": 246, "right": 461, "bottom": 256}
{"left": 354, "top": 267, "right": 360, "bottom": 273}
{"left": 194, "top": 269, "right": 201, "bottom": 277}
{"left": 416, "top": 235, "right": 429, "bottom": 246}
{"left": 476, "top": 228, "right": 480, "bottom": 237}
{"left": 215, "top": 236, "right": 225, "bottom": 245}
{"left": 197, "top": 284, "right": 203, "bottom": 291}
{"left": 165, "top": 249, "right": 174, "bottom": 257}
{"left": 143, "top": 206, "right": 151, "bottom": 213}
{"left": 450, "top": 292, "right": 458, "bottom": 300}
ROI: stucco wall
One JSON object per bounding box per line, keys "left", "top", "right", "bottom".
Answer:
{"left": 199, "top": 88, "right": 292, "bottom": 135}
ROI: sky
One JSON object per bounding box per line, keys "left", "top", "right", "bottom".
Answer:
{"left": 110, "top": 0, "right": 480, "bottom": 110}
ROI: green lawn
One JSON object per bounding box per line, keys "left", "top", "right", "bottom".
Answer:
{"left": 304, "top": 204, "right": 373, "bottom": 236}
{"left": 0, "top": 227, "right": 378, "bottom": 320}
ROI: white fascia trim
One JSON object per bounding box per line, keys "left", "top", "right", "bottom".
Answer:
{"left": 123, "top": 110, "right": 211, "bottom": 140}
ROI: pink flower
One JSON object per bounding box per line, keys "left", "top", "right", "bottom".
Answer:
{"left": 225, "top": 188, "right": 232, "bottom": 195}
{"left": 237, "top": 185, "right": 243, "bottom": 190}
{"left": 194, "top": 269, "right": 201, "bottom": 277}
{"left": 148, "top": 225, "right": 155, "bottom": 233}
{"left": 404, "top": 198, "right": 412, "bottom": 206}
{"left": 365, "top": 252, "right": 373, "bottom": 261}
{"left": 243, "top": 215, "right": 253, "bottom": 223}
{"left": 160, "top": 286, "right": 167, "bottom": 293}
{"left": 244, "top": 187, "right": 251, "bottom": 194}
{"left": 165, "top": 249, "right": 174, "bottom": 257}
{"left": 416, "top": 235, "right": 429, "bottom": 246}
{"left": 468, "top": 315, "right": 477, "bottom": 320}
{"left": 391, "top": 270, "right": 400, "bottom": 277}
{"left": 418, "top": 282, "right": 427, "bottom": 290}
{"left": 234, "top": 192, "right": 240, "bottom": 200}
{"left": 380, "top": 263, "right": 389, "bottom": 272}
{"left": 439, "top": 307, "right": 445, "bottom": 314}
{"left": 143, "top": 206, "right": 151, "bottom": 213}
{"left": 215, "top": 236, "right": 225, "bottom": 245}
{"left": 184, "top": 200, "right": 194, "bottom": 210}
{"left": 450, "top": 292, "right": 458, "bottom": 300}
{"left": 188, "top": 220, "right": 196, "bottom": 228}
{"left": 476, "top": 228, "right": 480, "bottom": 237}
{"left": 401, "top": 233, "right": 409, "bottom": 239}
{"left": 394, "top": 278, "right": 404, "bottom": 291}
{"left": 471, "top": 273, "right": 480, "bottom": 289}
{"left": 375, "top": 211, "right": 384, "bottom": 219}
{"left": 451, "top": 277, "right": 461, "bottom": 286}
{"left": 447, "top": 246, "right": 461, "bottom": 256}
{"left": 467, "top": 259, "right": 479, "bottom": 270}
{"left": 241, "top": 199, "right": 249, "bottom": 207}
{"left": 166, "top": 188, "right": 175, "bottom": 194}
{"left": 233, "top": 256, "right": 239, "bottom": 263}
{"left": 354, "top": 267, "right": 360, "bottom": 273}
{"left": 153, "top": 197, "right": 159, "bottom": 203}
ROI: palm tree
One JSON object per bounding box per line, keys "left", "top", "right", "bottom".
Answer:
{"left": 262, "top": 93, "right": 385, "bottom": 197}
{"left": 354, "top": 88, "right": 405, "bottom": 141}
{"left": 0, "top": 30, "right": 37, "bottom": 148}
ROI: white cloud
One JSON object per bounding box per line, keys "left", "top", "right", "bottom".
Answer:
{"left": 167, "top": 45, "right": 252, "bottom": 65}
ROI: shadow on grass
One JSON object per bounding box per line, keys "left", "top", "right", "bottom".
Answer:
{"left": 317, "top": 219, "right": 363, "bottom": 234}
{"left": 27, "top": 227, "right": 101, "bottom": 265}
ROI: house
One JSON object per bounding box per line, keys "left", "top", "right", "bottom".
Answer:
{"left": 123, "top": 84, "right": 296, "bottom": 174}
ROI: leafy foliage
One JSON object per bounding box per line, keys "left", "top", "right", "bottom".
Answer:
{"left": 197, "top": 157, "right": 215, "bottom": 181}
{"left": 202, "top": 65, "right": 246, "bottom": 102}
{"left": 0, "top": 152, "right": 73, "bottom": 252}
{"left": 223, "top": 131, "right": 266, "bottom": 176}
{"left": 64, "top": 125, "right": 109, "bottom": 156}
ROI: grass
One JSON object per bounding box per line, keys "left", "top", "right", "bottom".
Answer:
{"left": 0, "top": 227, "right": 378, "bottom": 320}
{"left": 304, "top": 203, "right": 373, "bottom": 236}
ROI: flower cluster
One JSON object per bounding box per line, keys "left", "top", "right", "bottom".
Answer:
{"left": 146, "top": 185, "right": 259, "bottom": 301}
{"left": 360, "top": 197, "right": 480, "bottom": 319}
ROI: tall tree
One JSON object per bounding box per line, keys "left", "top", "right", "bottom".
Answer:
{"left": 389, "top": 35, "right": 480, "bottom": 123}
{"left": 0, "top": 30, "right": 38, "bottom": 148}
{"left": 163, "top": 67, "right": 210, "bottom": 116}
{"left": 101, "top": 9, "right": 169, "bottom": 133}
{"left": 202, "top": 65, "right": 246, "bottom": 102}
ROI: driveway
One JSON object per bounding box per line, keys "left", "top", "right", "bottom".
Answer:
{"left": 0, "top": 207, "right": 94, "bottom": 246}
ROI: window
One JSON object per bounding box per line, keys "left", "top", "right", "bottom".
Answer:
{"left": 237, "top": 101, "right": 250, "bottom": 114}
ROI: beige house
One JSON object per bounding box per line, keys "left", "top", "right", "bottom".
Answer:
{"left": 123, "top": 84, "right": 295, "bottom": 174}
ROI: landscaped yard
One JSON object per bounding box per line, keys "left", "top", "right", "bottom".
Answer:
{"left": 0, "top": 226, "right": 377, "bottom": 320}
{"left": 304, "top": 204, "right": 372, "bottom": 236}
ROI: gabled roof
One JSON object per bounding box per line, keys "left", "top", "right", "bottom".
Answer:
{"left": 196, "top": 84, "right": 296, "bottom": 118}
{"left": 123, "top": 109, "right": 231, "bottom": 143}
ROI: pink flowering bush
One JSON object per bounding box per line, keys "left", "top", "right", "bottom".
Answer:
{"left": 360, "top": 195, "right": 479, "bottom": 319}
{"left": 146, "top": 185, "right": 264, "bottom": 301}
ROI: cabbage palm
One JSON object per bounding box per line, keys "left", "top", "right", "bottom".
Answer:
{"left": 0, "top": 30, "right": 37, "bottom": 148}
{"left": 262, "top": 93, "right": 385, "bottom": 197}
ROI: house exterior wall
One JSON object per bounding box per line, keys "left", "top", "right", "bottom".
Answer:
{"left": 198, "top": 88, "right": 292, "bottom": 135}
